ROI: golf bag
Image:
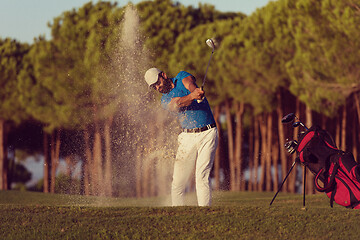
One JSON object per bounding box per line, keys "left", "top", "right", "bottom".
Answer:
{"left": 296, "top": 125, "right": 360, "bottom": 209}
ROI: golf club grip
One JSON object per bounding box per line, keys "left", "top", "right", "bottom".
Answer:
{"left": 197, "top": 87, "right": 204, "bottom": 103}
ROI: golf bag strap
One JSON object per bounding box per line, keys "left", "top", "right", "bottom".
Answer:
{"left": 314, "top": 163, "right": 339, "bottom": 192}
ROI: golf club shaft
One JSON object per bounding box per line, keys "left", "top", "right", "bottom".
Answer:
{"left": 197, "top": 49, "right": 214, "bottom": 103}
{"left": 300, "top": 122, "right": 309, "bottom": 131}
{"left": 202, "top": 50, "right": 214, "bottom": 88}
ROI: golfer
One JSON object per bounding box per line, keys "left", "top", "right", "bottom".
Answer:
{"left": 144, "top": 68, "right": 218, "bottom": 206}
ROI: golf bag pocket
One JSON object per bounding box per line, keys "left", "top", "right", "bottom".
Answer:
{"left": 315, "top": 153, "right": 360, "bottom": 209}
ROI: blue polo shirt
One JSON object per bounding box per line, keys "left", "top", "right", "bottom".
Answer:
{"left": 161, "top": 71, "right": 216, "bottom": 129}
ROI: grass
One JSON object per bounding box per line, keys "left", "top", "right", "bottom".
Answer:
{"left": 0, "top": 190, "right": 359, "bottom": 239}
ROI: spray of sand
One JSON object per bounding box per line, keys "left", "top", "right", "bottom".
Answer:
{"left": 106, "top": 5, "right": 179, "bottom": 205}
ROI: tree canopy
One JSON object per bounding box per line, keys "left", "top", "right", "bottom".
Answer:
{"left": 1, "top": 0, "right": 359, "bottom": 194}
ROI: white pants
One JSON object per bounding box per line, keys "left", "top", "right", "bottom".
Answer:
{"left": 171, "top": 127, "right": 218, "bottom": 206}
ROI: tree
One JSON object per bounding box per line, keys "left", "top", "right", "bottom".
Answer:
{"left": 19, "top": 37, "right": 77, "bottom": 193}
{"left": 0, "top": 38, "right": 29, "bottom": 190}
{"left": 286, "top": 0, "right": 360, "bottom": 117}
{"left": 138, "top": 0, "right": 238, "bottom": 71}
{"left": 19, "top": 2, "right": 126, "bottom": 195}
{"left": 7, "top": 160, "right": 32, "bottom": 188}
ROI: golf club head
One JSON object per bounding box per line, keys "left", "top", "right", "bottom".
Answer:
{"left": 281, "top": 113, "right": 296, "bottom": 124}
{"left": 206, "top": 39, "right": 215, "bottom": 51}
{"left": 293, "top": 120, "right": 309, "bottom": 131}
{"left": 292, "top": 121, "right": 301, "bottom": 128}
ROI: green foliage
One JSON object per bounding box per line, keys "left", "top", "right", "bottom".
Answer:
{"left": 30, "top": 174, "right": 81, "bottom": 194}
{"left": 12, "top": 183, "right": 27, "bottom": 191}
{"left": 218, "top": 0, "right": 301, "bottom": 114}
{"left": 137, "top": 0, "right": 241, "bottom": 71}
{"left": 0, "top": 38, "right": 29, "bottom": 123}
{"left": 286, "top": 0, "right": 360, "bottom": 116}
{"left": 7, "top": 159, "right": 32, "bottom": 185}
{"left": 55, "top": 174, "right": 81, "bottom": 194}
{"left": 169, "top": 17, "right": 245, "bottom": 106}
{"left": 18, "top": 38, "right": 79, "bottom": 132}
{"left": 18, "top": 2, "right": 125, "bottom": 133}
{"left": 2, "top": 0, "right": 359, "bottom": 129}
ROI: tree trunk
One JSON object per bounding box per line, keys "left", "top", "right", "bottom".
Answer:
{"left": 0, "top": 119, "right": 7, "bottom": 190}
{"left": 93, "top": 121, "right": 103, "bottom": 196}
{"left": 353, "top": 93, "right": 360, "bottom": 162}
{"left": 353, "top": 112, "right": 358, "bottom": 162}
{"left": 248, "top": 118, "right": 254, "bottom": 191}
{"left": 341, "top": 104, "right": 347, "bottom": 151}
{"left": 277, "top": 91, "right": 287, "bottom": 192}
{"left": 254, "top": 116, "right": 260, "bottom": 191}
{"left": 3, "top": 125, "right": 8, "bottom": 190}
{"left": 235, "top": 102, "right": 244, "bottom": 191}
{"left": 82, "top": 128, "right": 92, "bottom": 195}
{"left": 50, "top": 129, "right": 61, "bottom": 193}
{"left": 289, "top": 98, "right": 300, "bottom": 193}
{"left": 142, "top": 117, "right": 155, "bottom": 198}
{"left": 50, "top": 133, "right": 55, "bottom": 193}
{"left": 149, "top": 154, "right": 156, "bottom": 197}
{"left": 289, "top": 127, "right": 299, "bottom": 193}
{"left": 213, "top": 104, "right": 222, "bottom": 190}
{"left": 272, "top": 120, "right": 279, "bottom": 193}
{"left": 266, "top": 113, "right": 272, "bottom": 192}
{"left": 135, "top": 146, "right": 142, "bottom": 198}
{"left": 355, "top": 94, "right": 360, "bottom": 127}
{"left": 43, "top": 132, "right": 50, "bottom": 193}
{"left": 259, "top": 114, "right": 267, "bottom": 192}
{"left": 336, "top": 111, "right": 341, "bottom": 148}
{"left": 142, "top": 156, "right": 149, "bottom": 198}
{"left": 225, "top": 99, "right": 235, "bottom": 191}
{"left": 305, "top": 106, "right": 314, "bottom": 194}
{"left": 104, "top": 115, "right": 114, "bottom": 197}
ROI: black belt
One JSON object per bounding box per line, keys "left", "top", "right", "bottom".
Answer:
{"left": 183, "top": 123, "right": 216, "bottom": 133}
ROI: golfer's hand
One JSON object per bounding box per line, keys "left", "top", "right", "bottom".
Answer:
{"left": 192, "top": 88, "right": 205, "bottom": 100}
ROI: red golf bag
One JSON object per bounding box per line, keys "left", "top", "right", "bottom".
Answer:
{"left": 296, "top": 125, "right": 360, "bottom": 209}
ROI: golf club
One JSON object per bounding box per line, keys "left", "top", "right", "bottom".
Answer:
{"left": 197, "top": 38, "right": 215, "bottom": 103}
{"left": 271, "top": 112, "right": 309, "bottom": 207}
{"left": 281, "top": 113, "right": 309, "bottom": 130}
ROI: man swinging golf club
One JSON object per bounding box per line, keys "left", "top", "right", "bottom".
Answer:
{"left": 144, "top": 40, "right": 218, "bottom": 206}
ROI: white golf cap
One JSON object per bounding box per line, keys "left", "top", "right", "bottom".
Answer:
{"left": 144, "top": 68, "right": 162, "bottom": 86}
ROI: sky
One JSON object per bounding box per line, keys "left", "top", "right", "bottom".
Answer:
{"left": 0, "top": 0, "right": 272, "bottom": 44}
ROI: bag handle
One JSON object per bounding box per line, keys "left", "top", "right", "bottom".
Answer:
{"left": 314, "top": 163, "right": 339, "bottom": 192}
